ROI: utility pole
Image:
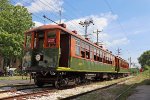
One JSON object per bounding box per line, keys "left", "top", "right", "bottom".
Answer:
{"left": 117, "top": 48, "right": 121, "bottom": 56}
{"left": 59, "top": 7, "right": 62, "bottom": 24}
{"left": 93, "top": 29, "right": 103, "bottom": 45}
{"left": 129, "top": 57, "right": 132, "bottom": 68}
{"left": 79, "top": 19, "right": 94, "bottom": 38}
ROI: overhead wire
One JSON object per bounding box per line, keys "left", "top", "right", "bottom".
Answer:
{"left": 11, "top": 0, "right": 46, "bottom": 24}
{"left": 103, "top": 0, "right": 137, "bottom": 57}
{"left": 11, "top": 0, "right": 85, "bottom": 35}
{"left": 37, "top": 0, "right": 77, "bottom": 26}
{"left": 37, "top": 0, "right": 85, "bottom": 34}
{"left": 30, "top": 0, "right": 60, "bottom": 22}
{"left": 22, "top": 0, "right": 53, "bottom": 24}
{"left": 63, "top": 0, "right": 87, "bottom": 34}
{"left": 10, "top": 0, "right": 83, "bottom": 34}
{"left": 104, "top": 0, "right": 128, "bottom": 37}
{"left": 63, "top": 1, "right": 107, "bottom": 39}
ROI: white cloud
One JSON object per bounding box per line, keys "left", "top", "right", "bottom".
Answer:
{"left": 100, "top": 12, "right": 118, "bottom": 22}
{"left": 26, "top": 0, "right": 63, "bottom": 13}
{"left": 33, "top": 13, "right": 129, "bottom": 49}
{"left": 58, "top": 13, "right": 129, "bottom": 48}
{"left": 15, "top": 2, "right": 23, "bottom": 6}
{"left": 33, "top": 21, "right": 44, "bottom": 27}
{"left": 64, "top": 13, "right": 117, "bottom": 37}
{"left": 105, "top": 37, "right": 130, "bottom": 47}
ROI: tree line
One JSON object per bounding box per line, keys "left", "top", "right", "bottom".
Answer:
{"left": 138, "top": 50, "right": 150, "bottom": 69}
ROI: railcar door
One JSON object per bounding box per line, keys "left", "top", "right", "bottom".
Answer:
{"left": 115, "top": 57, "right": 120, "bottom": 72}
{"left": 59, "top": 32, "right": 70, "bottom": 67}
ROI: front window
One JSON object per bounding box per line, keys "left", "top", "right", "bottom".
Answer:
{"left": 37, "top": 31, "right": 44, "bottom": 48}
{"left": 25, "top": 30, "right": 58, "bottom": 49}
{"left": 45, "top": 30, "right": 56, "bottom": 48}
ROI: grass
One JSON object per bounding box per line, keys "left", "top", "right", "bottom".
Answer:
{"left": 0, "top": 76, "right": 30, "bottom": 80}
{"left": 76, "top": 69, "right": 150, "bottom": 100}
{"left": 115, "top": 69, "right": 150, "bottom": 100}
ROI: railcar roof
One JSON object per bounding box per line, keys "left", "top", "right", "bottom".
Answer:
{"left": 26, "top": 25, "right": 67, "bottom": 33}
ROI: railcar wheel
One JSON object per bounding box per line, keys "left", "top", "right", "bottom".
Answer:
{"left": 75, "top": 77, "right": 81, "bottom": 85}
{"left": 54, "top": 79, "right": 63, "bottom": 89}
{"left": 55, "top": 78, "right": 69, "bottom": 89}
{"left": 34, "top": 79, "right": 44, "bottom": 87}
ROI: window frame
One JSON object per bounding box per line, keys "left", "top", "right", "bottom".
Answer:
{"left": 75, "top": 39, "right": 80, "bottom": 56}
{"left": 25, "top": 32, "right": 33, "bottom": 50}
{"left": 44, "top": 30, "right": 57, "bottom": 48}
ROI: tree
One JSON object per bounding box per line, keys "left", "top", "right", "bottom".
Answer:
{"left": 138, "top": 50, "right": 150, "bottom": 67}
{"left": 0, "top": 0, "right": 34, "bottom": 67}
{"left": 0, "top": 0, "right": 9, "bottom": 10}
{"left": 0, "top": 1, "right": 34, "bottom": 35}
{"left": 0, "top": 30, "right": 23, "bottom": 58}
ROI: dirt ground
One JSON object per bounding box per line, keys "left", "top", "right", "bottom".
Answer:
{"left": 127, "top": 85, "right": 150, "bottom": 100}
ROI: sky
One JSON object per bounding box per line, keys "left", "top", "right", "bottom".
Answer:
{"left": 12, "top": 0, "right": 150, "bottom": 67}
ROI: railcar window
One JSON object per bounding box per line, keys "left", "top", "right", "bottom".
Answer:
{"left": 97, "top": 49, "right": 100, "bottom": 61}
{"left": 106, "top": 53, "right": 108, "bottom": 63}
{"left": 110, "top": 55, "right": 112, "bottom": 64}
{"left": 86, "top": 44, "right": 90, "bottom": 59}
{"left": 46, "top": 31, "right": 56, "bottom": 47}
{"left": 100, "top": 50, "right": 103, "bottom": 62}
{"left": 81, "top": 42, "right": 85, "bottom": 58}
{"left": 75, "top": 39, "right": 80, "bottom": 56}
{"left": 103, "top": 52, "right": 106, "bottom": 63}
{"left": 94, "top": 48, "right": 97, "bottom": 61}
{"left": 90, "top": 46, "right": 93, "bottom": 60}
{"left": 35, "top": 31, "right": 44, "bottom": 48}
{"left": 26, "top": 34, "right": 32, "bottom": 49}
{"left": 107, "top": 54, "right": 110, "bottom": 64}
{"left": 105, "top": 53, "right": 108, "bottom": 63}
{"left": 109, "top": 54, "right": 111, "bottom": 64}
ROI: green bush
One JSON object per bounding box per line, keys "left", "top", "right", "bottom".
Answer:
{"left": 14, "top": 69, "right": 27, "bottom": 76}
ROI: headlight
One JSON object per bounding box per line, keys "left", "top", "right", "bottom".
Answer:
{"left": 35, "top": 54, "right": 41, "bottom": 61}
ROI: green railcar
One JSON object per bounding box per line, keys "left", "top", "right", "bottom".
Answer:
{"left": 23, "top": 24, "right": 129, "bottom": 88}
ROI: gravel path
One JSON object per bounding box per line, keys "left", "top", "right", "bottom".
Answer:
{"left": 0, "top": 79, "right": 34, "bottom": 86}
{"left": 127, "top": 85, "right": 150, "bottom": 100}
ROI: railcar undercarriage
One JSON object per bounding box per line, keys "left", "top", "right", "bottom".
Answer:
{"left": 32, "top": 71, "right": 128, "bottom": 89}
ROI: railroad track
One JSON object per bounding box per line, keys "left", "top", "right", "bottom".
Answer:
{"left": 114, "top": 84, "right": 135, "bottom": 100}
{"left": 0, "top": 89, "right": 56, "bottom": 100}
{"left": 61, "top": 77, "right": 133, "bottom": 100}
{"left": 0, "top": 85, "right": 37, "bottom": 94}
{"left": 0, "top": 88, "right": 16, "bottom": 94}
{"left": 0, "top": 85, "right": 55, "bottom": 100}
{"left": 0, "top": 84, "right": 34, "bottom": 89}
{"left": 0, "top": 77, "right": 133, "bottom": 100}
{"left": 0, "top": 84, "right": 35, "bottom": 94}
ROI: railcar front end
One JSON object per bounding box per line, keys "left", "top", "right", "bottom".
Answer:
{"left": 23, "top": 29, "right": 60, "bottom": 72}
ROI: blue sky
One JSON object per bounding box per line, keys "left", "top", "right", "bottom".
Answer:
{"left": 12, "top": 0, "right": 150, "bottom": 67}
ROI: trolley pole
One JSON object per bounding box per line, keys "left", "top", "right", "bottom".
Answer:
{"left": 117, "top": 48, "right": 121, "bottom": 56}
{"left": 93, "top": 29, "right": 103, "bottom": 45}
{"left": 79, "top": 19, "right": 94, "bottom": 38}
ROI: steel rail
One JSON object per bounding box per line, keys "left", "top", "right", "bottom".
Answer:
{"left": 114, "top": 84, "right": 135, "bottom": 100}
{"left": 61, "top": 77, "right": 133, "bottom": 100}
{"left": 0, "top": 90, "right": 53, "bottom": 100}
